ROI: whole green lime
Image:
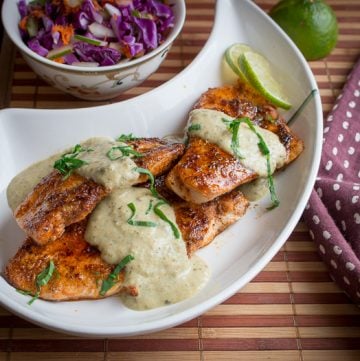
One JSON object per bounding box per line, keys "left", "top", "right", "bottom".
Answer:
{"left": 269, "top": 0, "right": 338, "bottom": 61}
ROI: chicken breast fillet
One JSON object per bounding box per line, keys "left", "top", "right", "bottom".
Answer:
{"left": 154, "top": 175, "right": 250, "bottom": 255}
{"left": 4, "top": 220, "right": 138, "bottom": 301}
{"left": 14, "top": 170, "right": 108, "bottom": 246}
{"left": 127, "top": 137, "right": 185, "bottom": 179}
{"left": 166, "top": 137, "right": 258, "bottom": 204}
{"left": 14, "top": 138, "right": 185, "bottom": 245}
{"left": 194, "top": 82, "right": 304, "bottom": 162}
{"left": 166, "top": 83, "right": 304, "bottom": 203}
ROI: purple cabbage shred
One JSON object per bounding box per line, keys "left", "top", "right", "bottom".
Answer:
{"left": 27, "top": 38, "right": 49, "bottom": 57}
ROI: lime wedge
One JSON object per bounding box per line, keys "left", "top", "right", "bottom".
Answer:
{"left": 239, "top": 51, "right": 292, "bottom": 110}
{"left": 224, "top": 43, "right": 252, "bottom": 81}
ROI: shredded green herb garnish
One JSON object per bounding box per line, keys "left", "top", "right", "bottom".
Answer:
{"left": 265, "top": 154, "right": 280, "bottom": 210}
{"left": 19, "top": 260, "right": 56, "bottom": 305}
{"left": 188, "top": 123, "right": 201, "bottom": 132}
{"left": 223, "top": 117, "right": 280, "bottom": 209}
{"left": 107, "top": 145, "right": 143, "bottom": 160}
{"left": 222, "top": 118, "right": 244, "bottom": 159}
{"left": 116, "top": 133, "right": 138, "bottom": 142}
{"left": 287, "top": 89, "right": 317, "bottom": 126}
{"left": 145, "top": 199, "right": 153, "bottom": 215}
{"left": 16, "top": 289, "right": 32, "bottom": 296}
{"left": 53, "top": 144, "right": 92, "bottom": 179}
{"left": 127, "top": 202, "right": 157, "bottom": 227}
{"left": 154, "top": 200, "right": 180, "bottom": 239}
{"left": 133, "top": 167, "right": 160, "bottom": 198}
{"left": 100, "top": 255, "right": 135, "bottom": 296}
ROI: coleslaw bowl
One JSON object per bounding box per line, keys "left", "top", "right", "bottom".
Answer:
{"left": 1, "top": 0, "right": 186, "bottom": 101}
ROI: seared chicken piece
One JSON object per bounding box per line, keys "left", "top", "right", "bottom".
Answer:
{"left": 166, "top": 137, "right": 257, "bottom": 204}
{"left": 194, "top": 82, "right": 304, "bottom": 163}
{"left": 4, "top": 220, "right": 138, "bottom": 301}
{"left": 15, "top": 171, "right": 108, "bottom": 246}
{"left": 128, "top": 138, "right": 185, "bottom": 180}
{"left": 14, "top": 138, "right": 185, "bottom": 245}
{"left": 166, "top": 84, "right": 304, "bottom": 203}
{"left": 154, "top": 176, "right": 250, "bottom": 255}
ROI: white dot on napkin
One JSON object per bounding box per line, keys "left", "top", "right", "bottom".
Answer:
{"left": 326, "top": 160, "right": 333, "bottom": 171}
{"left": 313, "top": 215, "right": 320, "bottom": 224}
{"left": 335, "top": 200, "right": 341, "bottom": 210}
{"left": 333, "top": 245, "right": 343, "bottom": 255}
{"left": 341, "top": 220, "right": 347, "bottom": 231}
{"left": 354, "top": 213, "right": 360, "bottom": 224}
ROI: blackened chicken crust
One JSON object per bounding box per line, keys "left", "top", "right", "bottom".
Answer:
{"left": 4, "top": 220, "right": 138, "bottom": 301}
{"left": 154, "top": 175, "right": 250, "bottom": 255}
{"left": 166, "top": 83, "right": 304, "bottom": 203}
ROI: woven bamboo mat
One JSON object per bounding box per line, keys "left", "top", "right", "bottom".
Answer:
{"left": 1, "top": 1, "right": 360, "bottom": 360}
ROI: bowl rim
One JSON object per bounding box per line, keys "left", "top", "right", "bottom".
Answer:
{"left": 1, "top": 0, "right": 186, "bottom": 73}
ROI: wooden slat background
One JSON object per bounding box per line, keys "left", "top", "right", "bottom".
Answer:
{"left": 1, "top": 0, "right": 360, "bottom": 360}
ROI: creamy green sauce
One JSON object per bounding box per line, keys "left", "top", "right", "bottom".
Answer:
{"left": 6, "top": 136, "right": 140, "bottom": 210}
{"left": 239, "top": 178, "right": 269, "bottom": 202}
{"left": 6, "top": 153, "right": 62, "bottom": 211}
{"left": 188, "top": 109, "right": 286, "bottom": 177}
{"left": 85, "top": 187, "right": 209, "bottom": 310}
{"left": 76, "top": 137, "right": 139, "bottom": 190}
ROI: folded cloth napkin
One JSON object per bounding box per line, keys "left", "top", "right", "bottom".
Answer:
{"left": 303, "top": 58, "right": 360, "bottom": 305}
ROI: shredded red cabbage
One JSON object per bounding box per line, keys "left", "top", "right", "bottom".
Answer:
{"left": 27, "top": 38, "right": 49, "bottom": 57}
{"left": 17, "top": 0, "right": 28, "bottom": 18}
{"left": 17, "top": 0, "right": 175, "bottom": 67}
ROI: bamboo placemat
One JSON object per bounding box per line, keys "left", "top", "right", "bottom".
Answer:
{"left": 1, "top": 1, "right": 360, "bottom": 360}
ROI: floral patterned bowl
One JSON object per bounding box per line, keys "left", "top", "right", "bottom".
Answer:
{"left": 1, "top": 0, "right": 186, "bottom": 101}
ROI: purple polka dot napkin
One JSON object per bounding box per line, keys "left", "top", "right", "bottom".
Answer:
{"left": 303, "top": 58, "right": 360, "bottom": 305}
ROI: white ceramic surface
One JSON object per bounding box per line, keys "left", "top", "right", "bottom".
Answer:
{"left": 0, "top": 0, "right": 322, "bottom": 337}
{"left": 1, "top": 0, "right": 186, "bottom": 100}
